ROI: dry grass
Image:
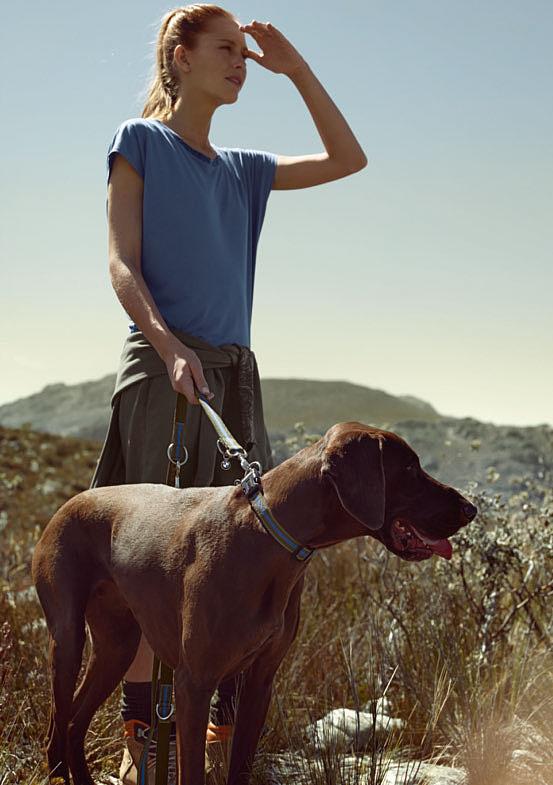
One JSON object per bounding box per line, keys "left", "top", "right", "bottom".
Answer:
{"left": 1, "top": 423, "right": 552, "bottom": 784}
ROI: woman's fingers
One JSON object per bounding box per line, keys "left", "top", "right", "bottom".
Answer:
{"left": 190, "top": 362, "right": 214, "bottom": 401}
{"left": 170, "top": 361, "right": 196, "bottom": 404}
{"left": 168, "top": 348, "right": 214, "bottom": 405}
{"left": 240, "top": 20, "right": 271, "bottom": 35}
{"left": 178, "top": 374, "right": 199, "bottom": 405}
{"left": 182, "top": 354, "right": 214, "bottom": 403}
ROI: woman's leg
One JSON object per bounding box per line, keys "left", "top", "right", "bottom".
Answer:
{"left": 118, "top": 376, "right": 177, "bottom": 687}
{"left": 116, "top": 377, "right": 180, "bottom": 784}
{"left": 124, "top": 635, "right": 154, "bottom": 681}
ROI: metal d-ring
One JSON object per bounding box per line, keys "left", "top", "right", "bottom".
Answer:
{"left": 167, "top": 441, "right": 189, "bottom": 468}
{"left": 155, "top": 702, "right": 175, "bottom": 721}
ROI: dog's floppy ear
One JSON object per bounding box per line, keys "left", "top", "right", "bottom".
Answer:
{"left": 321, "top": 430, "right": 386, "bottom": 531}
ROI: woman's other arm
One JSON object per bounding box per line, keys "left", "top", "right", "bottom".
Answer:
{"left": 272, "top": 61, "right": 368, "bottom": 190}
{"left": 240, "top": 21, "right": 367, "bottom": 190}
{"left": 107, "top": 154, "right": 213, "bottom": 404}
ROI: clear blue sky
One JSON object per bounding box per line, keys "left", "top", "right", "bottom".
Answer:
{"left": 1, "top": 0, "right": 552, "bottom": 426}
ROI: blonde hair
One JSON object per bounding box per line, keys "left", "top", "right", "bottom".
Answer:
{"left": 141, "top": 4, "right": 236, "bottom": 120}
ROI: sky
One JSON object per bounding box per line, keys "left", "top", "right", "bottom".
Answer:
{"left": 1, "top": 0, "right": 552, "bottom": 427}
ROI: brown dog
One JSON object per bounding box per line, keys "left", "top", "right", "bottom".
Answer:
{"left": 32, "top": 422, "right": 476, "bottom": 785}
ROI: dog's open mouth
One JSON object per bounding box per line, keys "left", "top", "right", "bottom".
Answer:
{"left": 391, "top": 518, "right": 453, "bottom": 561}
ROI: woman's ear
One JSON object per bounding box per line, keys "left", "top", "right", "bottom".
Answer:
{"left": 321, "top": 430, "right": 385, "bottom": 531}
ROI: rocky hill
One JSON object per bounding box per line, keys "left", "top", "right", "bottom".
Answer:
{"left": 259, "top": 379, "right": 441, "bottom": 432}
{"left": 0, "top": 376, "right": 116, "bottom": 442}
{"left": 0, "top": 398, "right": 553, "bottom": 497}
{"left": 388, "top": 416, "right": 552, "bottom": 498}
{"left": 0, "top": 376, "right": 442, "bottom": 442}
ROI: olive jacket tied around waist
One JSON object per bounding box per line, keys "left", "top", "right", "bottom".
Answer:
{"left": 89, "top": 327, "right": 273, "bottom": 490}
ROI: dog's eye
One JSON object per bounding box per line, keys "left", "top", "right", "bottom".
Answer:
{"left": 406, "top": 463, "right": 417, "bottom": 474}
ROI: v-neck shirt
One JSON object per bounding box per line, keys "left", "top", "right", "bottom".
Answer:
{"left": 106, "top": 117, "right": 278, "bottom": 348}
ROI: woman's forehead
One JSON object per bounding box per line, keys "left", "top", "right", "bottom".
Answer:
{"left": 206, "top": 19, "right": 247, "bottom": 50}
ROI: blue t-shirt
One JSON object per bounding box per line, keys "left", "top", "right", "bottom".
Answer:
{"left": 106, "top": 117, "right": 278, "bottom": 347}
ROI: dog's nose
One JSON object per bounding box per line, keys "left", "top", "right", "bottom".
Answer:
{"left": 461, "top": 502, "right": 478, "bottom": 522}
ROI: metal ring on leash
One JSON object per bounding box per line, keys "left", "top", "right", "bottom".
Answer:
{"left": 155, "top": 702, "right": 175, "bottom": 721}
{"left": 167, "top": 442, "right": 189, "bottom": 467}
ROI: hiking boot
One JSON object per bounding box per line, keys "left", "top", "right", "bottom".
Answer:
{"left": 119, "top": 720, "right": 177, "bottom": 785}
{"left": 118, "top": 720, "right": 234, "bottom": 785}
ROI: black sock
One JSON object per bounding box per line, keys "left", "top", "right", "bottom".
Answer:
{"left": 121, "top": 680, "right": 152, "bottom": 725}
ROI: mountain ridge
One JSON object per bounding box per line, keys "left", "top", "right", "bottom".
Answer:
{"left": 0, "top": 374, "right": 442, "bottom": 441}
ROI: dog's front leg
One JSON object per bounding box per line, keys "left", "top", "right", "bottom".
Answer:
{"left": 226, "top": 575, "right": 305, "bottom": 785}
{"left": 173, "top": 666, "right": 214, "bottom": 785}
{"left": 226, "top": 660, "right": 276, "bottom": 785}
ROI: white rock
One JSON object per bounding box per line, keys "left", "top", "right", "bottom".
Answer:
{"left": 383, "top": 761, "right": 465, "bottom": 785}
{"left": 264, "top": 753, "right": 465, "bottom": 785}
{"left": 303, "top": 706, "right": 404, "bottom": 753}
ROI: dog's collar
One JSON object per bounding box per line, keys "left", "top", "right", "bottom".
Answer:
{"left": 195, "top": 392, "right": 315, "bottom": 563}
{"left": 240, "top": 469, "right": 315, "bottom": 563}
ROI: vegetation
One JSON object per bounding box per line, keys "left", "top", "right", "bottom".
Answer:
{"left": 1, "top": 423, "right": 552, "bottom": 784}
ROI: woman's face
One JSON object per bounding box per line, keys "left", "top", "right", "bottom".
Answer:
{"left": 174, "top": 16, "right": 249, "bottom": 105}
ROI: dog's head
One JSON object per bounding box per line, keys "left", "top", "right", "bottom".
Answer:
{"left": 320, "top": 422, "right": 477, "bottom": 561}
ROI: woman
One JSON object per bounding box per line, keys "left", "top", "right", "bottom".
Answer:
{"left": 92, "top": 5, "right": 366, "bottom": 782}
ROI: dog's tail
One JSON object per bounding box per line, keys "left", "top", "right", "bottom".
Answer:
{"left": 32, "top": 492, "right": 101, "bottom": 783}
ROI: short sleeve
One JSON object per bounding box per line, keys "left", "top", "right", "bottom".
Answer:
{"left": 242, "top": 149, "right": 278, "bottom": 204}
{"left": 107, "top": 119, "right": 145, "bottom": 184}
{"left": 239, "top": 149, "right": 278, "bottom": 241}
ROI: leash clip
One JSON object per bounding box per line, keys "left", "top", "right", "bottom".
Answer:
{"left": 238, "top": 462, "right": 262, "bottom": 499}
{"left": 216, "top": 439, "right": 248, "bottom": 471}
{"left": 216, "top": 438, "right": 232, "bottom": 470}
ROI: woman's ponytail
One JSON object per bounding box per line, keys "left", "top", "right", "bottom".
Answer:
{"left": 141, "top": 4, "right": 235, "bottom": 120}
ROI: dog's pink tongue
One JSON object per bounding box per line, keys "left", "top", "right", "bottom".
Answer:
{"left": 431, "top": 539, "right": 453, "bottom": 560}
